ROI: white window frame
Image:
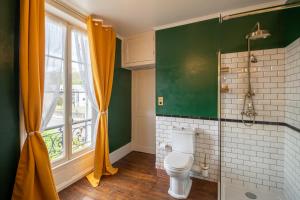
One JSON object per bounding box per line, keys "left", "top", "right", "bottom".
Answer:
{"left": 45, "top": 13, "right": 96, "bottom": 168}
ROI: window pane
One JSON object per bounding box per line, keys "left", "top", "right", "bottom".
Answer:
{"left": 71, "top": 30, "right": 96, "bottom": 153}
{"left": 45, "top": 17, "right": 65, "bottom": 58}
{"left": 42, "top": 17, "right": 66, "bottom": 161}
{"left": 71, "top": 62, "right": 94, "bottom": 152}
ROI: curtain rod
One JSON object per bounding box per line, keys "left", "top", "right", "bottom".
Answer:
{"left": 46, "top": 0, "right": 103, "bottom": 23}
{"left": 46, "top": 0, "right": 121, "bottom": 38}
{"left": 222, "top": 1, "right": 300, "bottom": 21}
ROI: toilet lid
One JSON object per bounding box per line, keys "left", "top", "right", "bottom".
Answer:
{"left": 164, "top": 152, "right": 193, "bottom": 171}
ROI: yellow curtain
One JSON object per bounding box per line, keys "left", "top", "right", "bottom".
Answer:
{"left": 12, "top": 0, "right": 59, "bottom": 199}
{"left": 86, "top": 16, "right": 118, "bottom": 187}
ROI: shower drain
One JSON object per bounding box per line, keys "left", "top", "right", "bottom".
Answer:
{"left": 245, "top": 192, "right": 257, "bottom": 199}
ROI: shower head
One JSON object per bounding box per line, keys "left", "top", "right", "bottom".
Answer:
{"left": 246, "top": 22, "right": 271, "bottom": 40}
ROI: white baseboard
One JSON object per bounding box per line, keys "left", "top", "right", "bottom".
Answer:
{"left": 110, "top": 142, "right": 132, "bottom": 164}
{"left": 132, "top": 144, "right": 155, "bottom": 154}
{"left": 55, "top": 142, "right": 132, "bottom": 192}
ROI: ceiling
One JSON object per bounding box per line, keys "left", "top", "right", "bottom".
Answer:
{"left": 61, "top": 0, "right": 285, "bottom": 37}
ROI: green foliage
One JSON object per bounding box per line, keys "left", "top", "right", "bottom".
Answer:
{"left": 42, "top": 126, "right": 89, "bottom": 161}
{"left": 42, "top": 129, "right": 63, "bottom": 160}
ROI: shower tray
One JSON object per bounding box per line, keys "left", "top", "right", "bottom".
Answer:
{"left": 221, "top": 182, "right": 286, "bottom": 200}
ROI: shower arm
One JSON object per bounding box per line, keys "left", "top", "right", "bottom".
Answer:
{"left": 246, "top": 23, "right": 259, "bottom": 40}
{"left": 252, "top": 22, "right": 260, "bottom": 32}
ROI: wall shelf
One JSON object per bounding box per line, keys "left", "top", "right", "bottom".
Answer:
{"left": 221, "top": 67, "right": 230, "bottom": 73}
{"left": 221, "top": 85, "right": 229, "bottom": 93}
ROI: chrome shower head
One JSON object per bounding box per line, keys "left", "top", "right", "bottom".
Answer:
{"left": 246, "top": 22, "right": 271, "bottom": 40}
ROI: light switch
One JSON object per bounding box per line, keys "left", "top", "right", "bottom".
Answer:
{"left": 158, "top": 96, "right": 164, "bottom": 106}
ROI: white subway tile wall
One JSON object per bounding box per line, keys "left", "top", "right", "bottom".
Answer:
{"left": 221, "top": 122, "right": 284, "bottom": 191}
{"left": 284, "top": 127, "right": 300, "bottom": 200}
{"left": 284, "top": 38, "right": 300, "bottom": 200}
{"left": 155, "top": 116, "right": 285, "bottom": 191}
{"left": 220, "top": 48, "right": 286, "bottom": 192}
{"left": 155, "top": 116, "right": 219, "bottom": 182}
{"left": 285, "top": 38, "right": 300, "bottom": 130}
{"left": 221, "top": 48, "right": 285, "bottom": 122}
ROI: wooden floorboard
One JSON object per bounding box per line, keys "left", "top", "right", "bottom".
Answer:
{"left": 59, "top": 151, "right": 218, "bottom": 200}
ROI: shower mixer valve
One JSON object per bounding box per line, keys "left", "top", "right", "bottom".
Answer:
{"left": 241, "top": 102, "right": 257, "bottom": 117}
{"left": 241, "top": 90, "right": 257, "bottom": 125}
{"left": 241, "top": 109, "right": 257, "bottom": 118}
{"left": 246, "top": 91, "right": 255, "bottom": 97}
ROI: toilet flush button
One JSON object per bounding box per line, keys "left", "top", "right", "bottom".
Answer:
{"left": 158, "top": 97, "right": 164, "bottom": 106}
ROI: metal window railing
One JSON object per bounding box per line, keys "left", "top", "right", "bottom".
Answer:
{"left": 42, "top": 118, "right": 93, "bottom": 160}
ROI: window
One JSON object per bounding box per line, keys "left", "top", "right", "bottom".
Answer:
{"left": 42, "top": 15, "right": 97, "bottom": 165}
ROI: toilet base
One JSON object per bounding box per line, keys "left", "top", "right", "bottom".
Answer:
{"left": 168, "top": 177, "right": 192, "bottom": 199}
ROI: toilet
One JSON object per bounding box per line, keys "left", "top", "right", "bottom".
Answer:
{"left": 164, "top": 127, "right": 195, "bottom": 199}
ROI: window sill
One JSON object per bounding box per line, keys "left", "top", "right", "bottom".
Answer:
{"left": 52, "top": 149, "right": 95, "bottom": 171}
{"left": 52, "top": 149, "right": 95, "bottom": 191}
{"left": 52, "top": 142, "right": 132, "bottom": 191}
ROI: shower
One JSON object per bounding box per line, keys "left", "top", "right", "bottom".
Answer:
{"left": 241, "top": 22, "right": 271, "bottom": 126}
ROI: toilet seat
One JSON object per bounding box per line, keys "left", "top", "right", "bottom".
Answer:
{"left": 164, "top": 152, "right": 193, "bottom": 172}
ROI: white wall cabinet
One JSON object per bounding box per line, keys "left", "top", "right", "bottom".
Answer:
{"left": 122, "top": 31, "right": 155, "bottom": 68}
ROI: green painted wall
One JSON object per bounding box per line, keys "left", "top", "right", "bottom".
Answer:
{"left": 286, "top": 0, "right": 300, "bottom": 3}
{"left": 156, "top": 19, "right": 219, "bottom": 118}
{"left": 0, "top": 0, "right": 20, "bottom": 199}
{"left": 282, "top": 6, "right": 300, "bottom": 46}
{"left": 221, "top": 6, "right": 300, "bottom": 52}
{"left": 156, "top": 7, "right": 300, "bottom": 118}
{"left": 220, "top": 10, "right": 284, "bottom": 53}
{"left": 108, "top": 38, "right": 132, "bottom": 152}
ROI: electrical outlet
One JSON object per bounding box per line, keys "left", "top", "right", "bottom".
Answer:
{"left": 158, "top": 97, "right": 163, "bottom": 106}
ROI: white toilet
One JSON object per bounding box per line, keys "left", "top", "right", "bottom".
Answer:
{"left": 164, "top": 127, "right": 195, "bottom": 199}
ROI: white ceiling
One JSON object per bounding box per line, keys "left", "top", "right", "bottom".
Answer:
{"left": 61, "top": 0, "right": 285, "bottom": 37}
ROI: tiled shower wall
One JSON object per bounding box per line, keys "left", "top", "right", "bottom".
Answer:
{"left": 221, "top": 122, "right": 284, "bottom": 191}
{"left": 220, "top": 48, "right": 285, "bottom": 191}
{"left": 284, "top": 38, "right": 300, "bottom": 200}
{"left": 221, "top": 48, "right": 285, "bottom": 123}
{"left": 156, "top": 38, "right": 300, "bottom": 196}
{"left": 285, "top": 38, "right": 300, "bottom": 129}
{"left": 284, "top": 127, "right": 300, "bottom": 200}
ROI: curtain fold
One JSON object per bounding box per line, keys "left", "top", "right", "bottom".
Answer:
{"left": 12, "top": 0, "right": 59, "bottom": 199}
{"left": 86, "top": 16, "right": 118, "bottom": 187}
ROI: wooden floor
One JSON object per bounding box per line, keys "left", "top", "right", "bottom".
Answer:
{"left": 59, "top": 152, "right": 218, "bottom": 200}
